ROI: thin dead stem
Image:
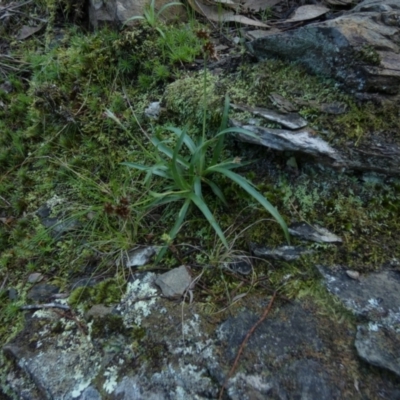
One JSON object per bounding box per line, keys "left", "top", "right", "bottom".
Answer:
{"left": 218, "top": 291, "right": 277, "bottom": 399}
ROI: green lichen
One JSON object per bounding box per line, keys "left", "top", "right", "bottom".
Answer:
{"left": 356, "top": 44, "right": 381, "bottom": 66}
{"left": 69, "top": 278, "right": 126, "bottom": 310}
{"left": 164, "top": 71, "right": 221, "bottom": 126}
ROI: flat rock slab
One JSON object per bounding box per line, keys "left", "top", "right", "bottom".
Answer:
{"left": 231, "top": 103, "right": 308, "bottom": 130}
{"left": 217, "top": 303, "right": 324, "bottom": 362}
{"left": 4, "top": 273, "right": 400, "bottom": 398}
{"left": 318, "top": 266, "right": 400, "bottom": 377}
{"left": 289, "top": 222, "right": 342, "bottom": 243}
{"left": 318, "top": 266, "right": 400, "bottom": 319}
{"left": 252, "top": 244, "right": 312, "bottom": 261}
{"left": 230, "top": 119, "right": 343, "bottom": 166}
{"left": 356, "top": 323, "right": 400, "bottom": 377}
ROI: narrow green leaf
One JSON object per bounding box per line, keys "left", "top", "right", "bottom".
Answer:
{"left": 121, "top": 162, "right": 149, "bottom": 171}
{"left": 212, "top": 94, "right": 230, "bottom": 165}
{"left": 170, "top": 130, "right": 190, "bottom": 190}
{"left": 188, "top": 192, "right": 228, "bottom": 248}
{"left": 203, "top": 178, "right": 227, "bottom": 206}
{"left": 210, "top": 167, "right": 290, "bottom": 243}
{"left": 167, "top": 126, "right": 196, "bottom": 154}
{"left": 148, "top": 194, "right": 186, "bottom": 208}
{"left": 204, "top": 159, "right": 253, "bottom": 174}
{"left": 194, "top": 176, "right": 202, "bottom": 198}
{"left": 157, "top": 1, "right": 182, "bottom": 17}
{"left": 217, "top": 127, "right": 260, "bottom": 140}
{"left": 151, "top": 136, "right": 189, "bottom": 168}
{"left": 155, "top": 197, "right": 190, "bottom": 263}
{"left": 149, "top": 189, "right": 189, "bottom": 198}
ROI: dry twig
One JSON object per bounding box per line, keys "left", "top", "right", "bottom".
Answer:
{"left": 218, "top": 291, "right": 277, "bottom": 399}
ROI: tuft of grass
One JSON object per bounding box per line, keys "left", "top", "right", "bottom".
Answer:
{"left": 110, "top": 95, "right": 289, "bottom": 262}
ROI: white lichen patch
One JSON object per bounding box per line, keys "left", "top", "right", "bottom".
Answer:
{"left": 103, "top": 366, "right": 119, "bottom": 394}
{"left": 155, "top": 362, "right": 216, "bottom": 400}
{"left": 368, "top": 322, "right": 380, "bottom": 332}
{"left": 116, "top": 273, "right": 159, "bottom": 327}
{"left": 71, "top": 378, "right": 91, "bottom": 398}
{"left": 32, "top": 309, "right": 60, "bottom": 320}
{"left": 46, "top": 194, "right": 65, "bottom": 209}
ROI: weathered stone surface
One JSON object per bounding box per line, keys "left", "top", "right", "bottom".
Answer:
{"left": 230, "top": 119, "right": 342, "bottom": 165}
{"left": 231, "top": 103, "right": 308, "bottom": 130}
{"left": 318, "top": 266, "right": 400, "bottom": 377}
{"left": 26, "top": 284, "right": 59, "bottom": 302}
{"left": 289, "top": 222, "right": 342, "bottom": 243}
{"left": 318, "top": 267, "right": 400, "bottom": 318}
{"left": 251, "top": 244, "right": 312, "bottom": 261}
{"left": 247, "top": 0, "right": 400, "bottom": 95}
{"left": 356, "top": 323, "right": 400, "bottom": 377}
{"left": 125, "top": 246, "right": 157, "bottom": 268}
{"left": 231, "top": 115, "right": 400, "bottom": 176}
{"left": 4, "top": 272, "right": 400, "bottom": 398}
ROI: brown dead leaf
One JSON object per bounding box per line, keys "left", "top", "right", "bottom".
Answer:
{"left": 0, "top": 216, "right": 15, "bottom": 226}
{"left": 17, "top": 24, "right": 44, "bottom": 40}
{"left": 188, "top": 0, "right": 269, "bottom": 27}
{"left": 223, "top": 14, "right": 269, "bottom": 27}
{"left": 284, "top": 5, "right": 329, "bottom": 23}
{"left": 242, "top": 0, "right": 280, "bottom": 12}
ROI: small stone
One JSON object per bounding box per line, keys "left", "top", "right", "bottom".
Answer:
{"left": 252, "top": 244, "right": 312, "bottom": 261}
{"left": 346, "top": 270, "right": 360, "bottom": 280}
{"left": 289, "top": 222, "right": 342, "bottom": 243}
{"left": 224, "top": 258, "right": 253, "bottom": 275}
{"left": 8, "top": 288, "right": 18, "bottom": 300}
{"left": 155, "top": 265, "right": 192, "bottom": 297}
{"left": 27, "top": 284, "right": 59, "bottom": 302}
{"left": 125, "top": 246, "right": 157, "bottom": 268}
{"left": 28, "top": 273, "right": 44, "bottom": 284}
{"left": 144, "top": 102, "right": 161, "bottom": 120}
{"left": 85, "top": 304, "right": 113, "bottom": 320}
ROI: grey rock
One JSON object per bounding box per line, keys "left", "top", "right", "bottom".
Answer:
{"left": 318, "top": 266, "right": 400, "bottom": 376}
{"left": 27, "top": 273, "right": 44, "bottom": 284}
{"left": 231, "top": 103, "right": 308, "bottom": 130}
{"left": 36, "top": 205, "right": 51, "bottom": 219}
{"left": 318, "top": 266, "right": 400, "bottom": 319}
{"left": 217, "top": 303, "right": 324, "bottom": 363}
{"left": 144, "top": 102, "right": 161, "bottom": 120}
{"left": 8, "top": 287, "right": 18, "bottom": 300}
{"left": 247, "top": 0, "right": 400, "bottom": 95}
{"left": 155, "top": 265, "right": 192, "bottom": 297}
{"left": 252, "top": 244, "right": 312, "bottom": 261}
{"left": 125, "top": 246, "right": 157, "bottom": 268}
{"left": 272, "top": 359, "right": 338, "bottom": 400}
{"left": 230, "top": 119, "right": 342, "bottom": 165}
{"left": 289, "top": 222, "right": 342, "bottom": 243}
{"left": 85, "top": 304, "right": 113, "bottom": 320}
{"left": 0, "top": 81, "right": 13, "bottom": 94}
{"left": 3, "top": 318, "right": 103, "bottom": 400}
{"left": 356, "top": 323, "right": 400, "bottom": 377}
{"left": 27, "top": 284, "right": 59, "bottom": 302}
{"left": 79, "top": 386, "right": 102, "bottom": 400}
{"left": 224, "top": 257, "right": 253, "bottom": 275}
{"left": 5, "top": 270, "right": 400, "bottom": 399}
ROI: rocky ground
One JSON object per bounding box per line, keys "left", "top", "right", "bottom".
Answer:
{"left": 0, "top": 0, "right": 399, "bottom": 398}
